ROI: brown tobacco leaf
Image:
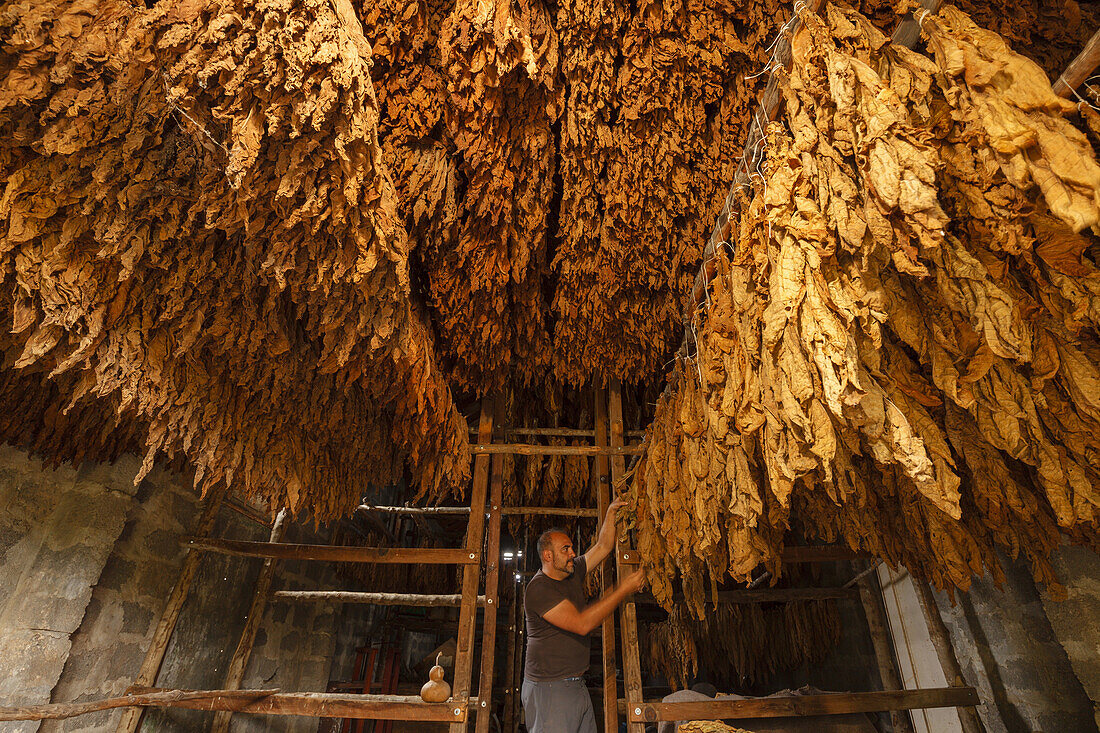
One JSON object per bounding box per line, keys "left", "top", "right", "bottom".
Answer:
{"left": 0, "top": 0, "right": 468, "bottom": 519}
{"left": 629, "top": 4, "right": 1100, "bottom": 613}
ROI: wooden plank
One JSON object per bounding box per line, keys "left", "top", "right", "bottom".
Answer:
{"left": 134, "top": 687, "right": 468, "bottom": 721}
{"left": 1, "top": 689, "right": 278, "bottom": 722}
{"left": 912, "top": 576, "right": 987, "bottom": 733}
{"left": 625, "top": 687, "right": 979, "bottom": 722}
{"left": 858, "top": 571, "right": 916, "bottom": 733}
{"left": 183, "top": 538, "right": 476, "bottom": 564}
{"left": 1054, "top": 26, "right": 1100, "bottom": 96}
{"left": 609, "top": 379, "right": 645, "bottom": 733}
{"left": 359, "top": 505, "right": 598, "bottom": 518}
{"left": 594, "top": 386, "right": 618, "bottom": 733}
{"left": 468, "top": 427, "right": 647, "bottom": 439}
{"left": 471, "top": 443, "right": 643, "bottom": 456}
{"left": 891, "top": 0, "right": 944, "bottom": 47}
{"left": 211, "top": 509, "right": 290, "bottom": 733}
{"left": 272, "top": 591, "right": 486, "bottom": 607}
{"left": 634, "top": 587, "right": 860, "bottom": 605}
{"left": 115, "top": 484, "right": 228, "bottom": 733}
{"left": 618, "top": 544, "right": 863, "bottom": 565}
{"left": 450, "top": 399, "right": 495, "bottom": 733}
{"left": 474, "top": 402, "right": 507, "bottom": 733}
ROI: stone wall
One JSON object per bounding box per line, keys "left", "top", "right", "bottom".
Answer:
{"left": 0, "top": 445, "right": 374, "bottom": 733}
{"left": 0, "top": 448, "right": 142, "bottom": 733}
{"left": 933, "top": 549, "right": 1100, "bottom": 733}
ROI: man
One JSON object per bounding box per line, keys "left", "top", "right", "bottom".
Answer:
{"left": 521, "top": 496, "right": 645, "bottom": 733}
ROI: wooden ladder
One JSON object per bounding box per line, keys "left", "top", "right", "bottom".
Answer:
{"left": 113, "top": 399, "right": 506, "bottom": 732}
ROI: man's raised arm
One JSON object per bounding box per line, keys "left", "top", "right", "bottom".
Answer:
{"left": 540, "top": 569, "right": 645, "bottom": 636}
{"left": 582, "top": 495, "right": 625, "bottom": 572}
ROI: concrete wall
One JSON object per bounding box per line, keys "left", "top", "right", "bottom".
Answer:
{"left": 932, "top": 549, "right": 1100, "bottom": 733}
{"left": 0, "top": 445, "right": 372, "bottom": 733}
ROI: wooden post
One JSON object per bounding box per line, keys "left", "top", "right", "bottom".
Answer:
{"left": 1054, "top": 27, "right": 1100, "bottom": 97}
{"left": 115, "top": 484, "right": 228, "bottom": 733}
{"left": 474, "top": 402, "right": 506, "bottom": 733}
{"left": 912, "top": 577, "right": 986, "bottom": 733}
{"left": 210, "top": 508, "right": 290, "bottom": 733}
{"left": 501, "top": 573, "right": 518, "bottom": 733}
{"left": 857, "top": 570, "right": 916, "bottom": 733}
{"left": 608, "top": 380, "right": 646, "bottom": 733}
{"left": 594, "top": 386, "right": 618, "bottom": 733}
{"left": 449, "top": 399, "right": 494, "bottom": 733}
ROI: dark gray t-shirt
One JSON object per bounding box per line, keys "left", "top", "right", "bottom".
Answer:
{"left": 523, "top": 556, "right": 590, "bottom": 681}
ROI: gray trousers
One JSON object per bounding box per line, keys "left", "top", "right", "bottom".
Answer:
{"left": 520, "top": 677, "right": 597, "bottom": 733}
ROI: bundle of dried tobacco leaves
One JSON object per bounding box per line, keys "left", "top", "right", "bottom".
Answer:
{"left": 630, "top": 4, "right": 1100, "bottom": 611}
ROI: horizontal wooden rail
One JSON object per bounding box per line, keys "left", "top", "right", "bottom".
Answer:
{"left": 0, "top": 687, "right": 471, "bottom": 722}
{"left": 635, "top": 587, "right": 859, "bottom": 605}
{"left": 471, "top": 443, "right": 644, "bottom": 456}
{"left": 358, "top": 505, "right": 599, "bottom": 517}
{"left": 467, "top": 427, "right": 647, "bottom": 439}
{"left": 622, "top": 687, "right": 979, "bottom": 722}
{"left": 619, "top": 545, "right": 864, "bottom": 566}
{"left": 182, "top": 539, "right": 476, "bottom": 564}
{"left": 273, "top": 591, "right": 488, "bottom": 607}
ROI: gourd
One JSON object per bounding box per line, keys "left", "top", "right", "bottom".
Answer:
{"left": 420, "top": 653, "right": 451, "bottom": 702}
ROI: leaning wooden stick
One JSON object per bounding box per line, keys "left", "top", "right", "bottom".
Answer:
{"left": 1053, "top": 27, "right": 1100, "bottom": 97}
{"left": 0, "top": 689, "right": 278, "bottom": 721}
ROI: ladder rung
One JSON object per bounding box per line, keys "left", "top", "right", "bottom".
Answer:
{"left": 272, "top": 591, "right": 489, "bottom": 607}
{"left": 183, "top": 539, "right": 476, "bottom": 564}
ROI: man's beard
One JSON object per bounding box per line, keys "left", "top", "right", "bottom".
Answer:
{"left": 557, "top": 558, "right": 575, "bottom": 576}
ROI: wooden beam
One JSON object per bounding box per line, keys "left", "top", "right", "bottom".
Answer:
{"left": 609, "top": 379, "right": 645, "bottom": 733}
{"left": 635, "top": 587, "right": 860, "bottom": 605}
{"left": 781, "top": 545, "right": 865, "bottom": 563}
{"left": 211, "top": 509, "right": 289, "bottom": 733}
{"left": 0, "top": 689, "right": 277, "bottom": 721}
{"left": 858, "top": 571, "right": 916, "bottom": 733}
{"left": 471, "top": 443, "right": 643, "bottom": 457}
{"left": 358, "top": 505, "right": 598, "bottom": 518}
{"left": 450, "top": 399, "right": 495, "bottom": 732}
{"left": 594, "top": 386, "right": 618, "bottom": 733}
{"left": 115, "top": 484, "right": 228, "bottom": 733}
{"left": 183, "top": 538, "right": 477, "bottom": 565}
{"left": 468, "top": 427, "right": 647, "bottom": 439}
{"left": 1053, "top": 26, "right": 1100, "bottom": 97}
{"left": 272, "top": 591, "right": 486, "bottom": 607}
{"left": 891, "top": 0, "right": 944, "bottom": 48}
{"left": 912, "top": 576, "right": 987, "bottom": 733}
{"left": 623, "top": 687, "right": 979, "bottom": 722}
{"left": 474, "top": 401, "right": 507, "bottom": 733}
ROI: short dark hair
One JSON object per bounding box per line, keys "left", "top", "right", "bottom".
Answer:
{"left": 537, "top": 528, "right": 567, "bottom": 558}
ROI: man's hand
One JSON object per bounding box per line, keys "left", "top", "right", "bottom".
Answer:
{"left": 607, "top": 495, "right": 627, "bottom": 516}
{"left": 583, "top": 495, "right": 629, "bottom": 572}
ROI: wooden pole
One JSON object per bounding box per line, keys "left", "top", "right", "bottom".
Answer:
{"left": 470, "top": 443, "right": 643, "bottom": 457}
{"left": 468, "top": 427, "right": 647, "bottom": 439}
{"left": 272, "top": 591, "right": 486, "bottom": 607}
{"left": 1, "top": 689, "right": 278, "bottom": 721}
{"left": 183, "top": 538, "right": 479, "bottom": 564}
{"left": 1054, "top": 27, "right": 1100, "bottom": 97}
{"left": 609, "top": 380, "right": 646, "bottom": 733}
{"left": 912, "top": 576, "right": 987, "bottom": 733}
{"left": 501, "top": 572, "right": 519, "bottom": 733}
{"left": 594, "top": 386, "right": 618, "bottom": 733}
{"left": 891, "top": 0, "right": 944, "bottom": 48}
{"left": 115, "top": 483, "right": 228, "bottom": 733}
{"left": 857, "top": 571, "right": 916, "bottom": 733}
{"left": 450, "top": 399, "right": 495, "bottom": 733}
{"left": 210, "top": 509, "right": 289, "bottom": 733}
{"left": 358, "top": 505, "right": 598, "bottom": 518}
{"left": 623, "top": 687, "right": 979, "bottom": 723}
{"left": 474, "top": 402, "right": 506, "bottom": 733}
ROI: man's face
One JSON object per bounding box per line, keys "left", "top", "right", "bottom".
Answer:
{"left": 546, "top": 533, "right": 577, "bottom": 576}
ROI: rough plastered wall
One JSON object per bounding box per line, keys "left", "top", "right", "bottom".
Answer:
{"left": 932, "top": 549, "right": 1100, "bottom": 733}
{"left": 0, "top": 446, "right": 142, "bottom": 733}
{"left": 0, "top": 445, "right": 375, "bottom": 733}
